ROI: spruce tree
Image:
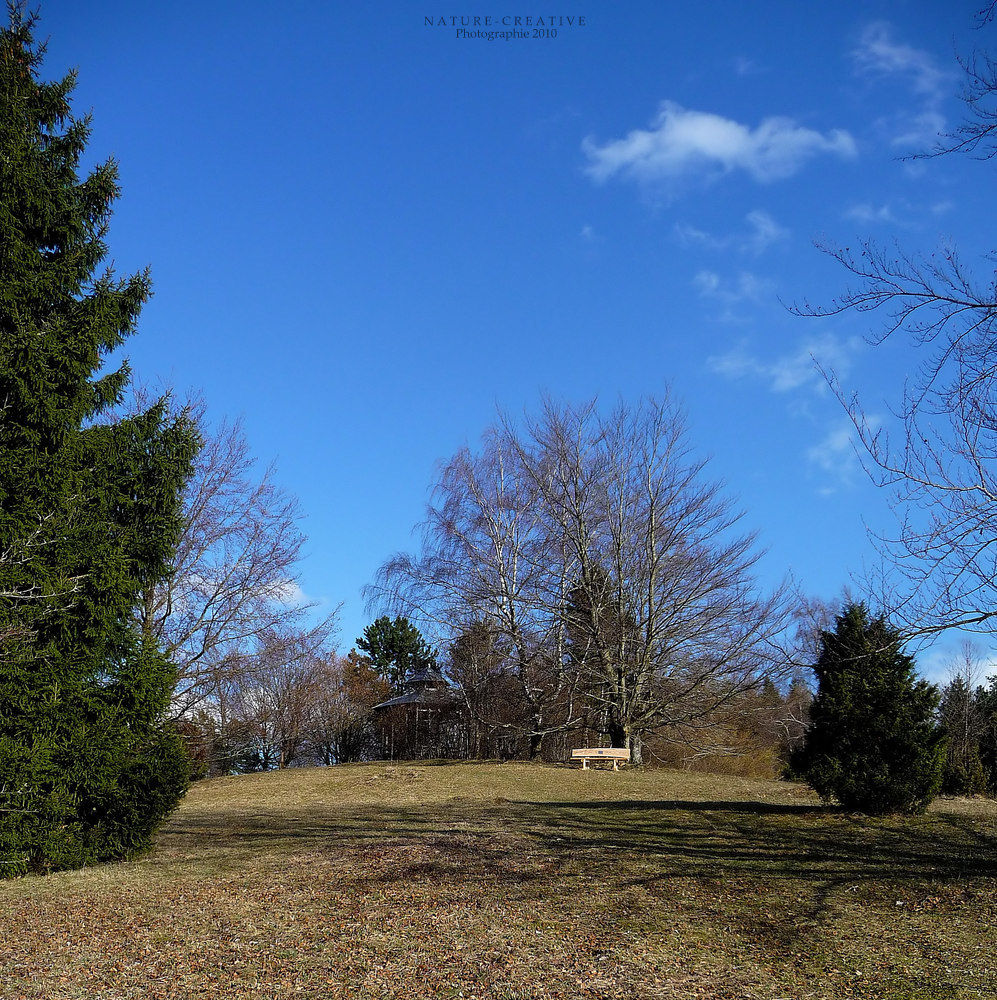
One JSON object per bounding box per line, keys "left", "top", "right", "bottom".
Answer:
{"left": 0, "top": 8, "right": 198, "bottom": 874}
{"left": 791, "top": 603, "right": 944, "bottom": 815}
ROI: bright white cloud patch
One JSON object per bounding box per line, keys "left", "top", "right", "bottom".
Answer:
{"left": 707, "top": 332, "right": 860, "bottom": 393}
{"left": 807, "top": 422, "right": 858, "bottom": 476}
{"left": 744, "top": 210, "right": 789, "bottom": 252}
{"left": 845, "top": 202, "right": 896, "bottom": 224}
{"left": 583, "top": 102, "right": 856, "bottom": 188}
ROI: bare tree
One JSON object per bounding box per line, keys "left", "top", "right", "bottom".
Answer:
{"left": 370, "top": 394, "right": 792, "bottom": 763}
{"left": 131, "top": 395, "right": 339, "bottom": 718}
{"left": 369, "top": 420, "right": 585, "bottom": 758}
{"left": 516, "top": 397, "right": 791, "bottom": 763}
{"left": 227, "top": 627, "right": 338, "bottom": 770}
{"left": 795, "top": 19, "right": 997, "bottom": 643}
{"left": 310, "top": 650, "right": 390, "bottom": 764}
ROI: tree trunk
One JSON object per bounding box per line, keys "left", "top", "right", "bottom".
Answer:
{"left": 607, "top": 720, "right": 626, "bottom": 748}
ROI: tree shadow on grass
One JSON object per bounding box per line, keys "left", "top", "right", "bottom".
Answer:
{"left": 153, "top": 796, "right": 997, "bottom": 996}
{"left": 160, "top": 794, "right": 997, "bottom": 890}
{"left": 521, "top": 798, "right": 997, "bottom": 881}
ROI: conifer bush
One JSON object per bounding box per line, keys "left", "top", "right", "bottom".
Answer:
{"left": 791, "top": 603, "right": 945, "bottom": 815}
{"left": 0, "top": 8, "right": 198, "bottom": 874}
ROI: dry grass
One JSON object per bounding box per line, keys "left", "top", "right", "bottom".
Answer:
{"left": 1, "top": 762, "right": 995, "bottom": 999}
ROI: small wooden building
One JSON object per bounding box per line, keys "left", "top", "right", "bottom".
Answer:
{"left": 372, "top": 668, "right": 462, "bottom": 759}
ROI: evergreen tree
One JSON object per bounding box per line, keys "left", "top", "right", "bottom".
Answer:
{"left": 976, "top": 677, "right": 997, "bottom": 794}
{"left": 938, "top": 675, "right": 987, "bottom": 796}
{"left": 356, "top": 616, "right": 435, "bottom": 693}
{"left": 791, "top": 603, "right": 944, "bottom": 815}
{"left": 0, "top": 8, "right": 198, "bottom": 874}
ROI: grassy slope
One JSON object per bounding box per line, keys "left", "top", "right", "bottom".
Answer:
{"left": 0, "top": 762, "right": 995, "bottom": 1000}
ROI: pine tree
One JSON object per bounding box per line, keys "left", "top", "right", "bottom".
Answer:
{"left": 790, "top": 603, "right": 944, "bottom": 815}
{"left": 0, "top": 8, "right": 199, "bottom": 874}
{"left": 356, "top": 616, "right": 436, "bottom": 693}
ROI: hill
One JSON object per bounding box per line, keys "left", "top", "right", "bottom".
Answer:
{"left": 0, "top": 762, "right": 994, "bottom": 999}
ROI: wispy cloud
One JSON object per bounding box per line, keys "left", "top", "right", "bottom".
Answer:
{"left": 845, "top": 197, "right": 955, "bottom": 227}
{"left": 707, "top": 332, "right": 861, "bottom": 393}
{"left": 917, "top": 645, "right": 997, "bottom": 685}
{"left": 845, "top": 202, "right": 897, "bottom": 224}
{"left": 852, "top": 23, "right": 951, "bottom": 148}
{"left": 806, "top": 414, "right": 883, "bottom": 491}
{"left": 853, "top": 22, "right": 946, "bottom": 99}
{"left": 807, "top": 422, "right": 860, "bottom": 480}
{"left": 695, "top": 270, "right": 771, "bottom": 306}
{"left": 675, "top": 209, "right": 789, "bottom": 255}
{"left": 734, "top": 56, "right": 762, "bottom": 77}
{"left": 583, "top": 102, "right": 856, "bottom": 190}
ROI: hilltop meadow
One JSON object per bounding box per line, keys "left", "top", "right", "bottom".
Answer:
{"left": 0, "top": 762, "right": 994, "bottom": 1000}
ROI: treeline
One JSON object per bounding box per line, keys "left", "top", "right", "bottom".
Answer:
{"left": 173, "top": 614, "right": 815, "bottom": 781}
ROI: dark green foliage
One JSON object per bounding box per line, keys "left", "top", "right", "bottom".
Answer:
{"left": 791, "top": 604, "right": 944, "bottom": 815}
{"left": 0, "top": 8, "right": 198, "bottom": 875}
{"left": 976, "top": 677, "right": 997, "bottom": 794}
{"left": 938, "top": 675, "right": 988, "bottom": 796}
{"left": 357, "top": 616, "right": 435, "bottom": 693}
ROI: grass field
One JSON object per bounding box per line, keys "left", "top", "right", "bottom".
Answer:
{"left": 0, "top": 762, "right": 995, "bottom": 999}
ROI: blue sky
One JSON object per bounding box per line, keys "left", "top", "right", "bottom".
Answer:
{"left": 34, "top": 1, "right": 991, "bottom": 680}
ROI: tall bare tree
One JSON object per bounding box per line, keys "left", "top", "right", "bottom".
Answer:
{"left": 131, "top": 396, "right": 339, "bottom": 718}
{"left": 370, "top": 394, "right": 791, "bottom": 763}
{"left": 796, "top": 18, "right": 997, "bottom": 643}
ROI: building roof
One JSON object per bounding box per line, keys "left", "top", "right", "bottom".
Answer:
{"left": 372, "top": 666, "right": 457, "bottom": 711}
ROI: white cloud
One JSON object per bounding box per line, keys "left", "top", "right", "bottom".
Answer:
{"left": 674, "top": 222, "right": 726, "bottom": 250}
{"left": 845, "top": 202, "right": 897, "bottom": 224}
{"left": 807, "top": 422, "right": 859, "bottom": 477}
{"left": 744, "top": 209, "right": 789, "bottom": 252}
{"left": 677, "top": 210, "right": 788, "bottom": 255}
{"left": 806, "top": 414, "right": 884, "bottom": 490}
{"left": 891, "top": 109, "right": 947, "bottom": 148}
{"left": 853, "top": 23, "right": 947, "bottom": 99}
{"left": 845, "top": 197, "right": 960, "bottom": 227}
{"left": 580, "top": 224, "right": 595, "bottom": 241}
{"left": 917, "top": 645, "right": 997, "bottom": 685}
{"left": 271, "top": 579, "right": 307, "bottom": 606}
{"left": 583, "top": 102, "right": 856, "bottom": 189}
{"left": 694, "top": 269, "right": 771, "bottom": 306}
{"left": 707, "top": 332, "right": 861, "bottom": 393}
{"left": 852, "top": 23, "right": 951, "bottom": 148}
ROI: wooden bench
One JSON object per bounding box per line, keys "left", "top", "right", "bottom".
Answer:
{"left": 570, "top": 747, "right": 631, "bottom": 771}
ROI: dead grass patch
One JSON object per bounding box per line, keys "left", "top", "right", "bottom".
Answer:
{"left": 0, "top": 763, "right": 994, "bottom": 999}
